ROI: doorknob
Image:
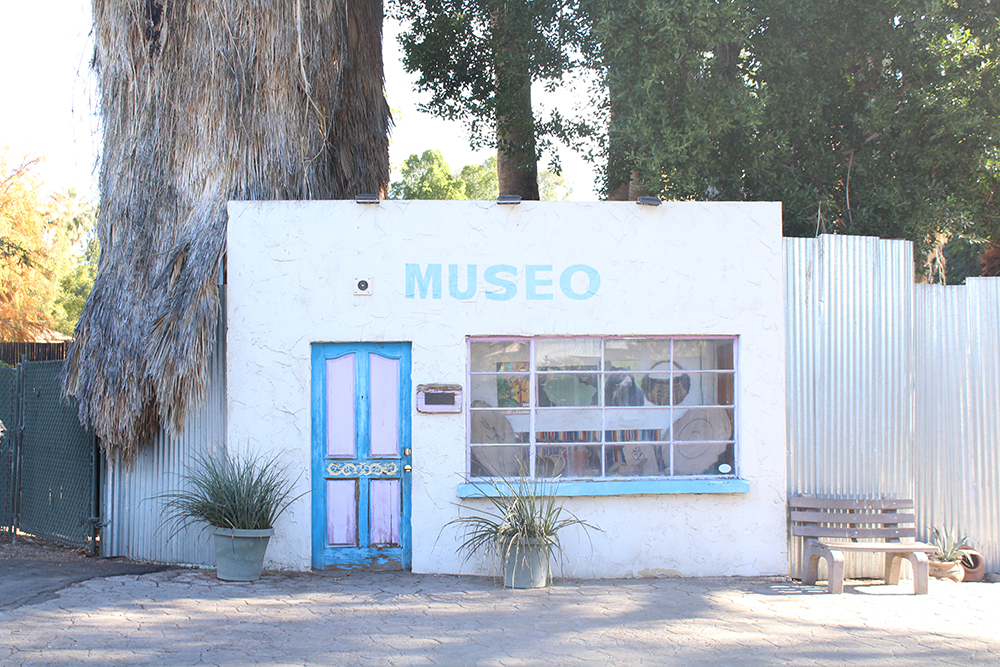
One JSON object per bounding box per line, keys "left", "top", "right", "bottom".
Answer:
{"left": 404, "top": 465, "right": 412, "bottom": 472}
{"left": 404, "top": 448, "right": 411, "bottom": 456}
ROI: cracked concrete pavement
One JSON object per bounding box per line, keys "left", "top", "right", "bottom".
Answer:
{"left": 1, "top": 567, "right": 997, "bottom": 666}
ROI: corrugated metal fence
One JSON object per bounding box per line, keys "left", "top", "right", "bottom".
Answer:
{"left": 786, "top": 234, "right": 1000, "bottom": 578}
{"left": 102, "top": 307, "right": 227, "bottom": 566}
{"left": 914, "top": 279, "right": 1000, "bottom": 574}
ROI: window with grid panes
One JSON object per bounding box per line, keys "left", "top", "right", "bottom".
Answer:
{"left": 467, "top": 337, "right": 737, "bottom": 479}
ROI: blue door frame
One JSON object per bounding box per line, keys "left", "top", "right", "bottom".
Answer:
{"left": 311, "top": 342, "right": 412, "bottom": 570}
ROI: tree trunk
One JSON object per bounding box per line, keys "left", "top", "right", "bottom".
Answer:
{"left": 981, "top": 241, "right": 1000, "bottom": 276}
{"left": 492, "top": 1, "right": 539, "bottom": 200}
{"left": 712, "top": 40, "right": 745, "bottom": 200}
{"left": 495, "top": 79, "right": 540, "bottom": 200}
{"left": 604, "top": 24, "right": 640, "bottom": 201}
{"left": 605, "top": 90, "right": 632, "bottom": 201}
{"left": 69, "top": 0, "right": 391, "bottom": 460}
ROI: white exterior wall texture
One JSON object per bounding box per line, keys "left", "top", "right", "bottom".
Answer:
{"left": 226, "top": 200, "right": 787, "bottom": 578}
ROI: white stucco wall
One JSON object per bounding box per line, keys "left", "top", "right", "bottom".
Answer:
{"left": 226, "top": 200, "right": 787, "bottom": 578}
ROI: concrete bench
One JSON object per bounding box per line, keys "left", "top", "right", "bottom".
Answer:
{"left": 790, "top": 496, "right": 937, "bottom": 594}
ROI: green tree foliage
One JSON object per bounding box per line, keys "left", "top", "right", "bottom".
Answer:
{"left": 753, "top": 2, "right": 1000, "bottom": 253}
{"left": 390, "top": 151, "right": 570, "bottom": 200}
{"left": 459, "top": 156, "right": 500, "bottom": 200}
{"left": 589, "top": 0, "right": 757, "bottom": 200}
{"left": 0, "top": 151, "right": 98, "bottom": 340}
{"left": 943, "top": 236, "right": 989, "bottom": 285}
{"left": 593, "top": 1, "right": 1000, "bottom": 266}
{"left": 539, "top": 168, "right": 572, "bottom": 201}
{"left": 393, "top": 1, "right": 1000, "bottom": 264}
{"left": 390, "top": 0, "right": 593, "bottom": 198}
{"left": 53, "top": 247, "right": 98, "bottom": 336}
{"left": 43, "top": 188, "right": 99, "bottom": 336}
{"left": 389, "top": 150, "right": 468, "bottom": 200}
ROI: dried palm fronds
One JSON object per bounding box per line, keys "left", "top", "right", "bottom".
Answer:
{"left": 62, "top": 0, "right": 390, "bottom": 461}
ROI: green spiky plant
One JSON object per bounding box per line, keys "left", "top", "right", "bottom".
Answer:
{"left": 445, "top": 467, "right": 598, "bottom": 583}
{"left": 930, "top": 527, "right": 970, "bottom": 563}
{"left": 160, "top": 450, "right": 303, "bottom": 533}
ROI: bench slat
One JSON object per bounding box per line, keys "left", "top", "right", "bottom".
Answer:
{"left": 790, "top": 497, "right": 915, "bottom": 510}
{"left": 793, "top": 526, "right": 917, "bottom": 539}
{"left": 812, "top": 541, "right": 937, "bottom": 553}
{"left": 790, "top": 510, "right": 916, "bottom": 525}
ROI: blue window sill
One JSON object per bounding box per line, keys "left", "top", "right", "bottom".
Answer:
{"left": 456, "top": 478, "right": 750, "bottom": 498}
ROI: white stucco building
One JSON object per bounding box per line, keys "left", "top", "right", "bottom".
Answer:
{"left": 226, "top": 199, "right": 787, "bottom": 578}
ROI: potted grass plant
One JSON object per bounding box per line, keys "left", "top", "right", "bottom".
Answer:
{"left": 161, "top": 450, "right": 301, "bottom": 581}
{"left": 446, "top": 471, "right": 598, "bottom": 588}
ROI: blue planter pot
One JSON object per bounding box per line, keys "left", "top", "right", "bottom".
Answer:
{"left": 213, "top": 528, "right": 274, "bottom": 581}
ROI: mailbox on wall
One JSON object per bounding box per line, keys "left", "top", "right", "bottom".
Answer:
{"left": 416, "top": 384, "right": 463, "bottom": 413}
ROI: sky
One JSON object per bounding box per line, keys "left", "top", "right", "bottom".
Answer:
{"left": 0, "top": 5, "right": 599, "bottom": 201}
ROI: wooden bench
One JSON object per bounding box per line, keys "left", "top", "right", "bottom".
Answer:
{"left": 790, "top": 496, "right": 937, "bottom": 594}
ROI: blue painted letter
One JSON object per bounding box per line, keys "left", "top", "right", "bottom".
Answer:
{"left": 560, "top": 264, "right": 600, "bottom": 300}
{"left": 526, "top": 265, "right": 554, "bottom": 300}
{"left": 449, "top": 264, "right": 477, "bottom": 299}
{"left": 484, "top": 264, "right": 518, "bottom": 301}
{"left": 405, "top": 263, "right": 442, "bottom": 299}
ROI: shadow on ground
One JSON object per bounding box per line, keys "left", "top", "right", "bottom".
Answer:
{"left": 0, "top": 536, "right": 172, "bottom": 610}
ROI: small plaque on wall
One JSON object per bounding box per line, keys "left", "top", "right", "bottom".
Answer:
{"left": 416, "top": 384, "right": 463, "bottom": 413}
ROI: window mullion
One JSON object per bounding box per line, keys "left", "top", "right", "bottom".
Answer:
{"left": 528, "top": 339, "right": 536, "bottom": 478}
{"left": 466, "top": 338, "right": 471, "bottom": 478}
{"left": 668, "top": 338, "right": 674, "bottom": 476}
{"left": 600, "top": 339, "right": 606, "bottom": 478}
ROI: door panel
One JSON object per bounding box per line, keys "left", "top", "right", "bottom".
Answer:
{"left": 369, "top": 479, "right": 401, "bottom": 545}
{"left": 312, "top": 343, "right": 412, "bottom": 570}
{"left": 369, "top": 355, "right": 400, "bottom": 457}
{"left": 326, "top": 479, "right": 358, "bottom": 546}
{"left": 325, "top": 355, "right": 356, "bottom": 457}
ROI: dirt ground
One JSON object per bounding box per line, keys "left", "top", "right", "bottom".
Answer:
{"left": 0, "top": 533, "right": 96, "bottom": 562}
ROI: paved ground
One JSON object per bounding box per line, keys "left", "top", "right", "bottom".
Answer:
{"left": 1, "top": 562, "right": 998, "bottom": 667}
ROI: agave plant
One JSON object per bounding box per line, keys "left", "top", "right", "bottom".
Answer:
{"left": 446, "top": 468, "right": 598, "bottom": 573}
{"left": 930, "top": 527, "right": 970, "bottom": 563}
{"left": 160, "top": 450, "right": 303, "bottom": 534}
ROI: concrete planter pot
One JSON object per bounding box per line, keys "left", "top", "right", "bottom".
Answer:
{"left": 502, "top": 538, "right": 551, "bottom": 589}
{"left": 214, "top": 528, "right": 274, "bottom": 581}
{"left": 928, "top": 559, "right": 964, "bottom": 582}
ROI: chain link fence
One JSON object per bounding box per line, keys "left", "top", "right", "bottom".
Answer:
{"left": 0, "top": 361, "right": 99, "bottom": 551}
{"left": 0, "top": 366, "right": 16, "bottom": 538}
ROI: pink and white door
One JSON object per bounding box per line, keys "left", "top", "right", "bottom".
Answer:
{"left": 311, "top": 343, "right": 412, "bottom": 569}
